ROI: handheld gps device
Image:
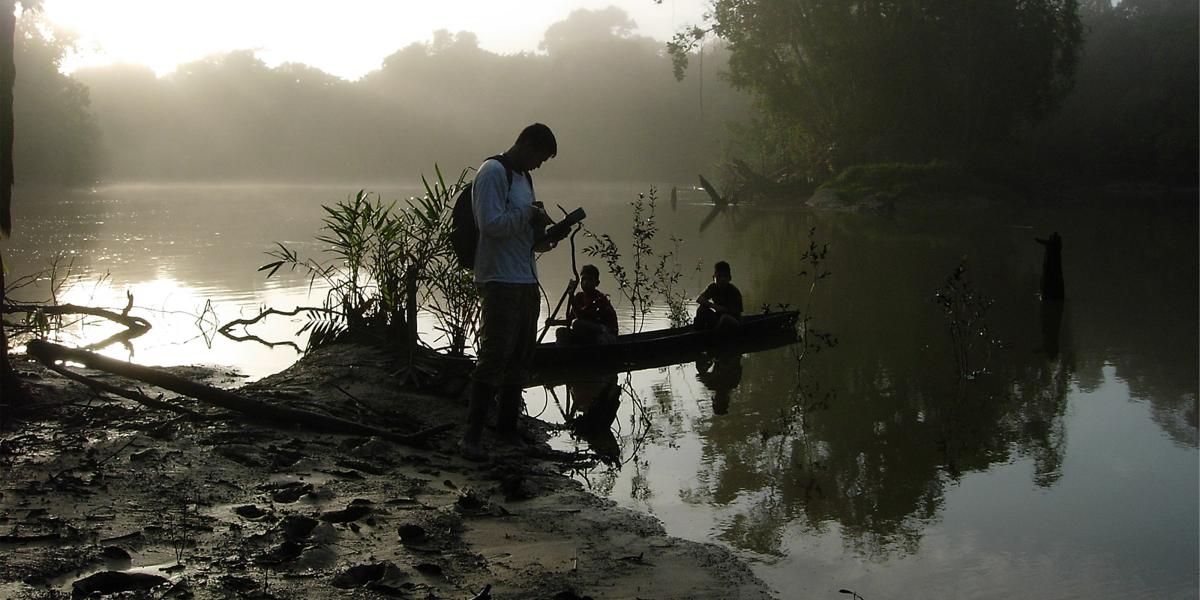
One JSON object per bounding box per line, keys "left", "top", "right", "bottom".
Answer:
{"left": 537, "top": 207, "right": 586, "bottom": 245}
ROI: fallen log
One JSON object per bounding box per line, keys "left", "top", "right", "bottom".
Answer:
{"left": 41, "top": 360, "right": 200, "bottom": 417}
{"left": 697, "top": 173, "right": 728, "bottom": 207}
{"left": 25, "top": 340, "right": 453, "bottom": 446}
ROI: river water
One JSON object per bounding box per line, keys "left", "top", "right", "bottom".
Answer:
{"left": 5, "top": 181, "right": 1197, "bottom": 598}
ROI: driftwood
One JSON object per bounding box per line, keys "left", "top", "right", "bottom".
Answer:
{"left": 217, "top": 305, "right": 337, "bottom": 352}
{"left": 5, "top": 293, "right": 151, "bottom": 351}
{"left": 40, "top": 360, "right": 200, "bottom": 417}
{"left": 25, "top": 340, "right": 453, "bottom": 446}
{"left": 696, "top": 175, "right": 725, "bottom": 234}
{"left": 697, "top": 174, "right": 728, "bottom": 207}
{"left": 726, "top": 158, "right": 814, "bottom": 201}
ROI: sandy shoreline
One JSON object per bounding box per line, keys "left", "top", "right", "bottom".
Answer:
{"left": 0, "top": 343, "right": 776, "bottom": 599}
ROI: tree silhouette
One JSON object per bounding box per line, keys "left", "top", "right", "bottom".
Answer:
{"left": 670, "top": 0, "right": 1084, "bottom": 176}
{"left": 1, "top": 0, "right": 40, "bottom": 414}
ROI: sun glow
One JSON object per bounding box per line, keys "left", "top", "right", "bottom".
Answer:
{"left": 22, "top": 274, "right": 317, "bottom": 380}
{"left": 16, "top": 272, "right": 466, "bottom": 381}
{"left": 40, "top": 0, "right": 706, "bottom": 79}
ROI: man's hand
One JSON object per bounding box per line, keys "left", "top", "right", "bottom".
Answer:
{"left": 543, "top": 222, "right": 571, "bottom": 244}
{"left": 531, "top": 202, "right": 554, "bottom": 228}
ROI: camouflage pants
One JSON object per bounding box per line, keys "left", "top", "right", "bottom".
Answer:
{"left": 472, "top": 282, "right": 540, "bottom": 387}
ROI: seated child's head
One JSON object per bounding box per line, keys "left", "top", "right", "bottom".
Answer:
{"left": 580, "top": 264, "right": 601, "bottom": 292}
{"left": 713, "top": 261, "right": 732, "bottom": 285}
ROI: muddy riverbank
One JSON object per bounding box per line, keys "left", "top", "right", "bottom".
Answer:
{"left": 0, "top": 343, "right": 775, "bottom": 599}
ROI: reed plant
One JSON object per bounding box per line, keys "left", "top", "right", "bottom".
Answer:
{"left": 258, "top": 166, "right": 479, "bottom": 356}
{"left": 1, "top": 252, "right": 81, "bottom": 342}
{"left": 933, "top": 260, "right": 997, "bottom": 380}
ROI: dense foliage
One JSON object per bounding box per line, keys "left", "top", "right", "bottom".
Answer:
{"left": 12, "top": 10, "right": 98, "bottom": 185}
{"left": 1031, "top": 0, "right": 1199, "bottom": 182}
{"left": 673, "top": 0, "right": 1084, "bottom": 179}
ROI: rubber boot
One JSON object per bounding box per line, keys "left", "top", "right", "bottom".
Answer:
{"left": 460, "top": 380, "right": 496, "bottom": 461}
{"left": 496, "top": 385, "right": 524, "bottom": 442}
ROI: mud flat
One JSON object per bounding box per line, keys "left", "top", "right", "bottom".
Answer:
{"left": 0, "top": 343, "right": 774, "bottom": 599}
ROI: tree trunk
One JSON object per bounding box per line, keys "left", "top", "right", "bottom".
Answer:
{"left": 1, "top": 1, "right": 18, "bottom": 419}
{"left": 2, "top": 0, "right": 15, "bottom": 237}
{"left": 0, "top": 249, "right": 18, "bottom": 420}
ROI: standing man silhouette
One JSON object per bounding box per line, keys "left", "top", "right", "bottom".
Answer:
{"left": 460, "top": 123, "right": 560, "bottom": 461}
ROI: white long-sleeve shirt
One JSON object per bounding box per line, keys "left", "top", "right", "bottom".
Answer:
{"left": 471, "top": 157, "right": 538, "bottom": 284}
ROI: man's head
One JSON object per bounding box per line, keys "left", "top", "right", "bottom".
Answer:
{"left": 580, "top": 264, "right": 601, "bottom": 292}
{"left": 713, "top": 261, "right": 732, "bottom": 285}
{"left": 506, "top": 123, "right": 557, "bottom": 172}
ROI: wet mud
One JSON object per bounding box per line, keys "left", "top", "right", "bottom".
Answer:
{"left": 0, "top": 343, "right": 773, "bottom": 599}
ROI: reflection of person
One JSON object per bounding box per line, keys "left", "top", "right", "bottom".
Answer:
{"left": 460, "top": 123, "right": 560, "bottom": 462}
{"left": 1035, "top": 232, "right": 1064, "bottom": 301}
{"left": 697, "top": 353, "right": 743, "bottom": 415}
{"left": 565, "top": 264, "right": 618, "bottom": 344}
{"left": 694, "top": 261, "right": 743, "bottom": 330}
{"left": 1040, "top": 298, "right": 1064, "bottom": 360}
{"left": 566, "top": 374, "right": 622, "bottom": 464}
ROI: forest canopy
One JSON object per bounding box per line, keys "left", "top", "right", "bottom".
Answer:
{"left": 1032, "top": 0, "right": 1199, "bottom": 182}
{"left": 12, "top": 9, "right": 98, "bottom": 185}
{"left": 673, "top": 0, "right": 1196, "bottom": 185}
{"left": 671, "top": 0, "right": 1084, "bottom": 177}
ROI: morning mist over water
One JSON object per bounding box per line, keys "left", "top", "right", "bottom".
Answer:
{"left": 63, "top": 11, "right": 745, "bottom": 185}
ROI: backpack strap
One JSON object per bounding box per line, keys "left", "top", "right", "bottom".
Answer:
{"left": 486, "top": 154, "right": 532, "bottom": 195}
{"left": 486, "top": 154, "right": 515, "bottom": 189}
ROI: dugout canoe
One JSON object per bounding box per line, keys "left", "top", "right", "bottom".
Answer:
{"left": 530, "top": 310, "right": 798, "bottom": 379}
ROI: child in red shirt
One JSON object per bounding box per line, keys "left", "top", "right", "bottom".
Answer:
{"left": 567, "top": 264, "right": 618, "bottom": 343}
{"left": 694, "top": 260, "right": 743, "bottom": 330}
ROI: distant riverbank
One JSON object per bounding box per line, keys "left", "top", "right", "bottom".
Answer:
{"left": 806, "top": 161, "right": 1197, "bottom": 212}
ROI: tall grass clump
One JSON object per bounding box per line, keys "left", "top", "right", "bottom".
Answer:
{"left": 257, "top": 166, "right": 479, "bottom": 356}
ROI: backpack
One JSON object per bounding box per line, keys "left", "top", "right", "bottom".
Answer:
{"left": 450, "top": 155, "right": 531, "bottom": 269}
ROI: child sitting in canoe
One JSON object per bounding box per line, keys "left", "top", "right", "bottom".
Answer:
{"left": 560, "top": 264, "right": 618, "bottom": 344}
{"left": 694, "top": 260, "right": 743, "bottom": 330}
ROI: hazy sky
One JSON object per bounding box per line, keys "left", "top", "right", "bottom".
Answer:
{"left": 40, "top": 0, "right": 709, "bottom": 79}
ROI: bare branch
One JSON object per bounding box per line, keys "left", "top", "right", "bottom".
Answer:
{"left": 217, "top": 305, "right": 342, "bottom": 352}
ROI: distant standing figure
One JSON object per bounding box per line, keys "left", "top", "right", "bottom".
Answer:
{"left": 694, "top": 261, "right": 743, "bottom": 330}
{"left": 1036, "top": 232, "right": 1064, "bottom": 301}
{"left": 565, "top": 264, "right": 618, "bottom": 344}
{"left": 461, "top": 123, "right": 562, "bottom": 462}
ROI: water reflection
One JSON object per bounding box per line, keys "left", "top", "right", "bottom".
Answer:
{"left": 696, "top": 352, "right": 743, "bottom": 416}
{"left": 555, "top": 196, "right": 1195, "bottom": 596}
{"left": 8, "top": 182, "right": 1196, "bottom": 595}
{"left": 563, "top": 374, "right": 623, "bottom": 464}
{"left": 8, "top": 273, "right": 315, "bottom": 380}
{"left": 5, "top": 183, "right": 435, "bottom": 380}
{"left": 681, "top": 208, "right": 1100, "bottom": 558}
